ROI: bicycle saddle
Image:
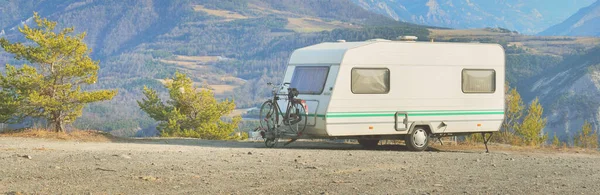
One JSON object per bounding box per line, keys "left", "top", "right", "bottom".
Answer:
{"left": 288, "top": 88, "right": 299, "bottom": 98}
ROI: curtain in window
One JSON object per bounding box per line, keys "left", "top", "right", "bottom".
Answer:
{"left": 462, "top": 70, "right": 495, "bottom": 93}
{"left": 290, "top": 66, "right": 329, "bottom": 94}
{"left": 351, "top": 69, "right": 390, "bottom": 94}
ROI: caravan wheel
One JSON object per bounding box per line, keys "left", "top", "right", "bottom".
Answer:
{"left": 405, "top": 127, "right": 429, "bottom": 151}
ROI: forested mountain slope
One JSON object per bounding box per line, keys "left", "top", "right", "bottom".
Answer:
{"left": 0, "top": 0, "right": 429, "bottom": 136}
{"left": 518, "top": 47, "right": 600, "bottom": 140}
{"left": 3, "top": 0, "right": 600, "bottom": 143}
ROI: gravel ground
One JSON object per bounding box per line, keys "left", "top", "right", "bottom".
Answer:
{"left": 1, "top": 137, "right": 600, "bottom": 194}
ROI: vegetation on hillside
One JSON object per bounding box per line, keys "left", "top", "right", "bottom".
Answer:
{"left": 574, "top": 121, "right": 599, "bottom": 149}
{"left": 0, "top": 0, "right": 432, "bottom": 135}
{"left": 496, "top": 87, "right": 524, "bottom": 144}
{"left": 486, "top": 87, "right": 548, "bottom": 146}
{"left": 516, "top": 98, "right": 548, "bottom": 146}
{"left": 490, "top": 86, "right": 547, "bottom": 146}
{"left": 0, "top": 13, "right": 117, "bottom": 132}
{"left": 494, "top": 85, "right": 599, "bottom": 148}
{"left": 138, "top": 72, "right": 243, "bottom": 140}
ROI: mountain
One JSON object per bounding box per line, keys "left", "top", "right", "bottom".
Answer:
{"left": 351, "top": 0, "right": 596, "bottom": 34}
{"left": 518, "top": 46, "right": 600, "bottom": 140}
{"left": 539, "top": 1, "right": 600, "bottom": 36}
{"left": 3, "top": 0, "right": 600, "bottom": 142}
{"left": 0, "top": 0, "right": 429, "bottom": 136}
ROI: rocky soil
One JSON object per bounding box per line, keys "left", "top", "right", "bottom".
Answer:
{"left": 1, "top": 137, "right": 599, "bottom": 194}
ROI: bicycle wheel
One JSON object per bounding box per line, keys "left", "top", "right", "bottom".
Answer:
{"left": 284, "top": 103, "right": 308, "bottom": 136}
{"left": 259, "top": 100, "right": 277, "bottom": 131}
{"left": 265, "top": 138, "right": 278, "bottom": 148}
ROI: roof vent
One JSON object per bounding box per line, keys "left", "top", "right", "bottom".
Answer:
{"left": 337, "top": 40, "right": 346, "bottom": 43}
{"left": 397, "top": 36, "right": 418, "bottom": 42}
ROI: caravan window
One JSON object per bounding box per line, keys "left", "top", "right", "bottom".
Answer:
{"left": 462, "top": 69, "right": 496, "bottom": 93}
{"left": 290, "top": 66, "right": 329, "bottom": 95}
{"left": 351, "top": 68, "right": 390, "bottom": 94}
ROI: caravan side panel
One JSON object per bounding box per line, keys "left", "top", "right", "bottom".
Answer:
{"left": 326, "top": 42, "right": 505, "bottom": 137}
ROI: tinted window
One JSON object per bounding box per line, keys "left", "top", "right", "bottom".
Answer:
{"left": 290, "top": 66, "right": 329, "bottom": 94}
{"left": 351, "top": 68, "right": 390, "bottom": 94}
{"left": 462, "top": 69, "right": 496, "bottom": 93}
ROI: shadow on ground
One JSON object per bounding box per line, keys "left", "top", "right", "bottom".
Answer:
{"left": 124, "top": 138, "right": 478, "bottom": 153}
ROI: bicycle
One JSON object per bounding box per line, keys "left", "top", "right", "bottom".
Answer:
{"left": 257, "top": 82, "right": 308, "bottom": 148}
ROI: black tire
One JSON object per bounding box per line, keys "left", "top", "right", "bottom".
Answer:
{"left": 284, "top": 103, "right": 308, "bottom": 136}
{"left": 358, "top": 139, "right": 379, "bottom": 149}
{"left": 265, "top": 138, "right": 278, "bottom": 148}
{"left": 259, "top": 100, "right": 277, "bottom": 131}
{"left": 405, "top": 127, "right": 429, "bottom": 151}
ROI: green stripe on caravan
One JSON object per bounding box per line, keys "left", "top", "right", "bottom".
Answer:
{"left": 325, "top": 110, "right": 505, "bottom": 118}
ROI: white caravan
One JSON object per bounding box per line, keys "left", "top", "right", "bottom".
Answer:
{"left": 279, "top": 38, "right": 505, "bottom": 151}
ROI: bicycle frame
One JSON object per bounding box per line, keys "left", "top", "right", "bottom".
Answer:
{"left": 259, "top": 83, "right": 309, "bottom": 147}
{"left": 267, "top": 83, "right": 296, "bottom": 129}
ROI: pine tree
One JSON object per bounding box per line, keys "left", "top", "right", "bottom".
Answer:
{"left": 138, "top": 72, "right": 241, "bottom": 140}
{"left": 0, "top": 13, "right": 117, "bottom": 132}
{"left": 498, "top": 86, "right": 524, "bottom": 144}
{"left": 516, "top": 98, "right": 547, "bottom": 146}
{"left": 503, "top": 88, "right": 524, "bottom": 134}
{"left": 552, "top": 133, "right": 560, "bottom": 147}
{"left": 574, "top": 120, "right": 599, "bottom": 149}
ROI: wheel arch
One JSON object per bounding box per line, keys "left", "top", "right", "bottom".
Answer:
{"left": 408, "top": 122, "right": 434, "bottom": 135}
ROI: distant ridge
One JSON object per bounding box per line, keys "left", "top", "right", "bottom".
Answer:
{"left": 351, "top": 0, "right": 596, "bottom": 34}
{"left": 539, "top": 0, "right": 600, "bottom": 36}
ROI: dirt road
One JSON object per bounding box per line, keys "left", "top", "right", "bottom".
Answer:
{"left": 1, "top": 137, "right": 599, "bottom": 194}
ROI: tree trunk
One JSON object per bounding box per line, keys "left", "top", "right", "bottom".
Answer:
{"left": 52, "top": 112, "right": 64, "bottom": 133}
{"left": 55, "top": 120, "right": 64, "bottom": 133}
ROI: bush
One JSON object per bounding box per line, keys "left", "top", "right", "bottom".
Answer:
{"left": 137, "top": 72, "right": 242, "bottom": 140}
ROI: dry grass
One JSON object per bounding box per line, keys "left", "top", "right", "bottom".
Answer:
{"left": 286, "top": 17, "right": 353, "bottom": 33}
{"left": 155, "top": 79, "right": 238, "bottom": 95}
{"left": 220, "top": 76, "right": 247, "bottom": 85}
{"left": 432, "top": 142, "right": 599, "bottom": 155}
{"left": 193, "top": 5, "right": 248, "bottom": 20}
{"left": 159, "top": 59, "right": 208, "bottom": 72}
{"left": 201, "top": 84, "right": 237, "bottom": 95}
{"left": 246, "top": 4, "right": 355, "bottom": 33}
{"left": 0, "top": 129, "right": 119, "bottom": 142}
{"left": 159, "top": 56, "right": 218, "bottom": 72}
{"left": 175, "top": 55, "right": 220, "bottom": 63}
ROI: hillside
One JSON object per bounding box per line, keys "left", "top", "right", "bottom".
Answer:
{"left": 539, "top": 0, "right": 600, "bottom": 36}
{"left": 431, "top": 28, "right": 600, "bottom": 142}
{"left": 518, "top": 47, "right": 600, "bottom": 140}
{"left": 351, "top": 0, "right": 596, "bottom": 34}
{"left": 0, "top": 0, "right": 429, "bottom": 136}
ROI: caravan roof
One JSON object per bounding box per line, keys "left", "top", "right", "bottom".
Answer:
{"left": 288, "top": 40, "right": 504, "bottom": 67}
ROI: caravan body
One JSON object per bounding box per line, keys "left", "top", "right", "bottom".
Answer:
{"left": 280, "top": 39, "right": 505, "bottom": 141}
